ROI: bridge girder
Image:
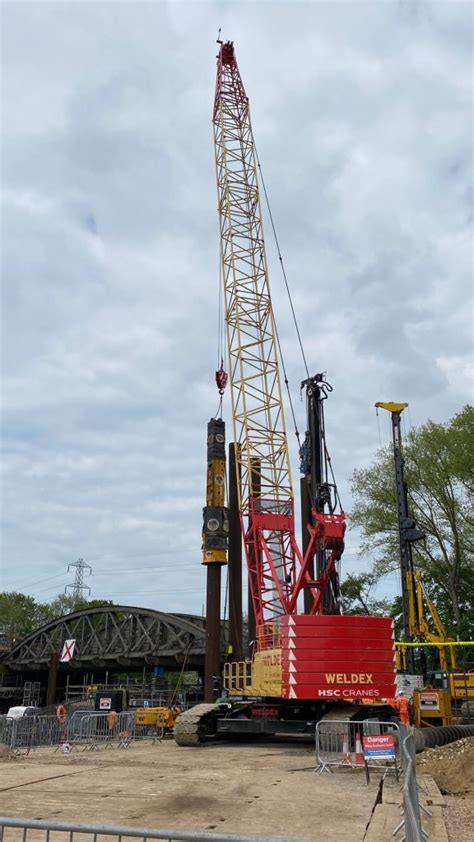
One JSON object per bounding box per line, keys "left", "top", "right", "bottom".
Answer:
{"left": 2, "top": 606, "right": 208, "bottom": 671}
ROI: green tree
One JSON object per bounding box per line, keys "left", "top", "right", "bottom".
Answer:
{"left": 0, "top": 592, "right": 39, "bottom": 641}
{"left": 35, "top": 595, "right": 115, "bottom": 627}
{"left": 0, "top": 592, "right": 114, "bottom": 643}
{"left": 340, "top": 572, "right": 391, "bottom": 616}
{"left": 340, "top": 573, "right": 404, "bottom": 638}
{"left": 350, "top": 405, "right": 474, "bottom": 637}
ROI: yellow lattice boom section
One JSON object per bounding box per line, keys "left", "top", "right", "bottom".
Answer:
{"left": 213, "top": 42, "right": 293, "bottom": 520}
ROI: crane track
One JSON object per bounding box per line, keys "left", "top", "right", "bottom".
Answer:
{"left": 173, "top": 704, "right": 218, "bottom": 747}
{"left": 174, "top": 703, "right": 377, "bottom": 747}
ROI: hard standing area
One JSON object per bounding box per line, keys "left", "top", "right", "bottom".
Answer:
{"left": 1, "top": 740, "right": 379, "bottom": 841}
{"left": 0, "top": 738, "right": 466, "bottom": 841}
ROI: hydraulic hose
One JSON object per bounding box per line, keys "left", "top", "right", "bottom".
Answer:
{"left": 414, "top": 723, "right": 474, "bottom": 753}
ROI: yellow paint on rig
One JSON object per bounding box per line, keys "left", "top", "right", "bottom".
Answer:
{"left": 374, "top": 402, "right": 409, "bottom": 413}
{"left": 207, "top": 458, "right": 226, "bottom": 508}
{"left": 135, "top": 706, "right": 184, "bottom": 729}
{"left": 202, "top": 445, "right": 228, "bottom": 564}
{"left": 223, "top": 649, "right": 283, "bottom": 697}
{"left": 412, "top": 688, "right": 452, "bottom": 727}
{"left": 202, "top": 548, "right": 227, "bottom": 564}
{"left": 450, "top": 671, "right": 474, "bottom": 700}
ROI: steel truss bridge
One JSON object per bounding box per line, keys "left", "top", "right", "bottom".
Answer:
{"left": 2, "top": 606, "right": 210, "bottom": 672}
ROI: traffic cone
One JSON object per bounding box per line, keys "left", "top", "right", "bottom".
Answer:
{"left": 341, "top": 729, "right": 352, "bottom": 765}
{"left": 354, "top": 730, "right": 364, "bottom": 765}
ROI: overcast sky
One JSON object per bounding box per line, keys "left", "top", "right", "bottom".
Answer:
{"left": 1, "top": 0, "right": 472, "bottom": 617}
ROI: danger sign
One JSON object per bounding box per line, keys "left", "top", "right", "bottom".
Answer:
{"left": 419, "top": 692, "right": 440, "bottom": 710}
{"left": 99, "top": 697, "right": 112, "bottom": 710}
{"left": 362, "top": 734, "right": 396, "bottom": 760}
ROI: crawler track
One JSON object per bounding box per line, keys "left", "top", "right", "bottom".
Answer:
{"left": 173, "top": 703, "right": 218, "bottom": 747}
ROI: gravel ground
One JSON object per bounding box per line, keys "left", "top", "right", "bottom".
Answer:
{"left": 417, "top": 737, "right": 474, "bottom": 842}
{"left": 416, "top": 736, "right": 474, "bottom": 796}
{"left": 444, "top": 796, "right": 474, "bottom": 842}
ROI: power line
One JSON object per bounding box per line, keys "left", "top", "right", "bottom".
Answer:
{"left": 9, "top": 548, "right": 367, "bottom": 595}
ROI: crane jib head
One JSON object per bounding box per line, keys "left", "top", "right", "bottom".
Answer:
{"left": 221, "top": 41, "right": 235, "bottom": 65}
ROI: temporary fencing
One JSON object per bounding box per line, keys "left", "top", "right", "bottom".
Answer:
{"left": 0, "top": 715, "right": 63, "bottom": 754}
{"left": 315, "top": 718, "right": 400, "bottom": 777}
{"left": 0, "top": 818, "right": 320, "bottom": 842}
{"left": 393, "top": 725, "right": 430, "bottom": 842}
{"left": 0, "top": 710, "right": 165, "bottom": 754}
{"left": 67, "top": 711, "right": 151, "bottom": 751}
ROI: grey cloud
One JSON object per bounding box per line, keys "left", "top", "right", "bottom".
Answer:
{"left": 1, "top": 1, "right": 472, "bottom": 610}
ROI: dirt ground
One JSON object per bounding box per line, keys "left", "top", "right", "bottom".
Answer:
{"left": 0, "top": 738, "right": 388, "bottom": 841}
{"left": 416, "top": 737, "right": 474, "bottom": 842}
{"left": 2, "top": 736, "right": 470, "bottom": 841}
{"left": 416, "top": 736, "right": 474, "bottom": 797}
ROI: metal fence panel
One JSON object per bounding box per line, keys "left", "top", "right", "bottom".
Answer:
{"left": 393, "top": 726, "right": 430, "bottom": 842}
{"left": 0, "top": 817, "right": 318, "bottom": 842}
{"left": 315, "top": 718, "right": 400, "bottom": 775}
{"left": 0, "top": 710, "right": 164, "bottom": 753}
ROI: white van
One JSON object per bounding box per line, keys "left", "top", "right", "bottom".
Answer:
{"left": 6, "top": 706, "right": 40, "bottom": 719}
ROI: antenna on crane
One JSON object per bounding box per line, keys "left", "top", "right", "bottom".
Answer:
{"left": 65, "top": 558, "right": 92, "bottom": 599}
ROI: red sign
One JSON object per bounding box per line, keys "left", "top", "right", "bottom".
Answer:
{"left": 420, "top": 692, "right": 440, "bottom": 710}
{"left": 362, "top": 734, "right": 396, "bottom": 760}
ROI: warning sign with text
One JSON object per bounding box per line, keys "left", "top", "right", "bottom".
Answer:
{"left": 419, "top": 692, "right": 440, "bottom": 710}
{"left": 362, "top": 734, "right": 396, "bottom": 760}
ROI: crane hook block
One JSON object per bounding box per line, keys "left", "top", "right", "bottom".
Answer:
{"left": 215, "top": 364, "right": 228, "bottom": 396}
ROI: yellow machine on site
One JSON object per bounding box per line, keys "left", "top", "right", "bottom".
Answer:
{"left": 396, "top": 568, "right": 474, "bottom": 723}
{"left": 377, "top": 402, "right": 473, "bottom": 727}
{"left": 135, "top": 706, "right": 184, "bottom": 731}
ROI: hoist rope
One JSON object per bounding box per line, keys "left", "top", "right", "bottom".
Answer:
{"left": 255, "top": 147, "right": 344, "bottom": 507}
{"left": 217, "top": 254, "right": 224, "bottom": 369}
{"left": 255, "top": 149, "right": 310, "bottom": 381}
{"left": 375, "top": 405, "right": 383, "bottom": 449}
{"left": 254, "top": 148, "right": 306, "bottom": 448}
{"left": 214, "top": 394, "right": 223, "bottom": 420}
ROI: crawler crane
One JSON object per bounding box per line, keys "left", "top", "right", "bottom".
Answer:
{"left": 174, "top": 40, "right": 396, "bottom": 746}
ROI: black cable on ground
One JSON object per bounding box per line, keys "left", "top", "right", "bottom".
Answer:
{"left": 415, "top": 723, "right": 474, "bottom": 753}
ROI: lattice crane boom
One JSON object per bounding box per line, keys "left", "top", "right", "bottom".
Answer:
{"left": 213, "top": 41, "right": 293, "bottom": 512}
{"left": 213, "top": 41, "right": 296, "bottom": 630}
{"left": 213, "top": 41, "right": 346, "bottom": 638}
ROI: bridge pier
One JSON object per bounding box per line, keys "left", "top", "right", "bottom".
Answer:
{"left": 46, "top": 653, "right": 59, "bottom": 706}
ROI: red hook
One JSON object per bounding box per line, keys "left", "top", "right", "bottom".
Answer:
{"left": 215, "top": 360, "right": 228, "bottom": 396}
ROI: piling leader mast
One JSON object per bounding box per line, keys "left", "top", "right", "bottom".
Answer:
{"left": 175, "top": 42, "right": 395, "bottom": 745}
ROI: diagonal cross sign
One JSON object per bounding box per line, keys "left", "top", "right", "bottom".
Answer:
{"left": 60, "top": 639, "right": 76, "bottom": 662}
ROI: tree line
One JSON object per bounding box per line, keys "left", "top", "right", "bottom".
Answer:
{"left": 0, "top": 593, "right": 113, "bottom": 646}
